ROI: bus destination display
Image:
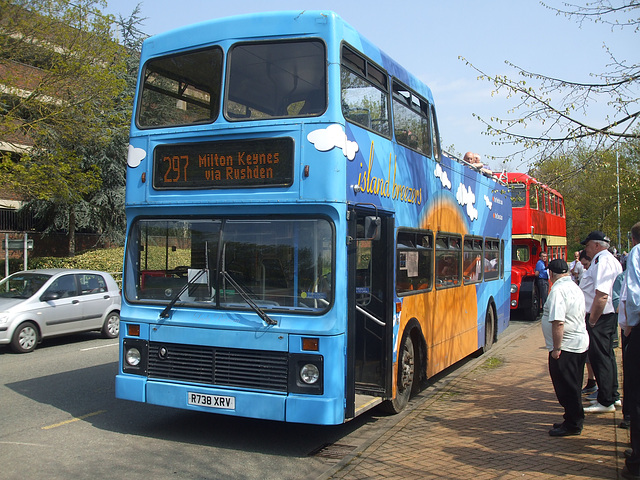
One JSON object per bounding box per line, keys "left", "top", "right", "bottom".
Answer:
{"left": 153, "top": 137, "right": 294, "bottom": 189}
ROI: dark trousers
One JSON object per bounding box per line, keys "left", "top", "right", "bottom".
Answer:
{"left": 622, "top": 329, "right": 629, "bottom": 418}
{"left": 586, "top": 312, "right": 619, "bottom": 407}
{"left": 549, "top": 350, "right": 587, "bottom": 430}
{"left": 538, "top": 278, "right": 549, "bottom": 307}
{"left": 625, "top": 328, "right": 640, "bottom": 474}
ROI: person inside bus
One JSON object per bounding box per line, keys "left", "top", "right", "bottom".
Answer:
{"left": 542, "top": 259, "right": 588, "bottom": 437}
{"left": 535, "top": 251, "right": 549, "bottom": 309}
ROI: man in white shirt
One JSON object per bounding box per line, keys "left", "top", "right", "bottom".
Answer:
{"left": 622, "top": 222, "right": 640, "bottom": 480}
{"left": 542, "top": 259, "right": 589, "bottom": 436}
{"left": 570, "top": 250, "right": 584, "bottom": 284}
{"left": 581, "top": 231, "right": 623, "bottom": 414}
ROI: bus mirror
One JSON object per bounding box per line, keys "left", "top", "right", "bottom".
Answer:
{"left": 364, "top": 216, "right": 381, "bottom": 241}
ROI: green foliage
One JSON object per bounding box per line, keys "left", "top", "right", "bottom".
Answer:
{"left": 1, "top": 1, "right": 146, "bottom": 251}
{"left": 530, "top": 135, "right": 640, "bottom": 252}
{"left": 28, "top": 246, "right": 124, "bottom": 272}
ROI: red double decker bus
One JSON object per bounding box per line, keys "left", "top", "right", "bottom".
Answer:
{"left": 507, "top": 173, "right": 567, "bottom": 321}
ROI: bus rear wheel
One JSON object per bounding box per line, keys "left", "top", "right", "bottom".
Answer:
{"left": 380, "top": 334, "right": 415, "bottom": 414}
{"left": 483, "top": 305, "right": 495, "bottom": 353}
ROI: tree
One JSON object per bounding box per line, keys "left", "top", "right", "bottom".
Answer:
{"left": 0, "top": 0, "right": 131, "bottom": 254}
{"left": 529, "top": 135, "right": 640, "bottom": 251}
{"left": 461, "top": 0, "right": 639, "bottom": 164}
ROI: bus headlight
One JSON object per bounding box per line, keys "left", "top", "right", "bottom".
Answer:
{"left": 300, "top": 364, "right": 320, "bottom": 384}
{"left": 288, "top": 354, "right": 323, "bottom": 394}
{"left": 126, "top": 347, "right": 141, "bottom": 366}
{"left": 510, "top": 284, "right": 518, "bottom": 293}
{"left": 122, "top": 338, "right": 148, "bottom": 374}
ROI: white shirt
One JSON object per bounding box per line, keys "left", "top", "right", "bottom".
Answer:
{"left": 570, "top": 259, "right": 584, "bottom": 284}
{"left": 625, "top": 243, "right": 640, "bottom": 327}
{"left": 582, "top": 249, "right": 622, "bottom": 314}
{"left": 541, "top": 276, "right": 589, "bottom": 353}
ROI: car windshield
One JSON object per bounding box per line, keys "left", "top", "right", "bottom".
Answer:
{"left": 124, "top": 217, "right": 334, "bottom": 314}
{"left": 0, "top": 273, "right": 52, "bottom": 299}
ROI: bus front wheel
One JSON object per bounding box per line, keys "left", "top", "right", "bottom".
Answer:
{"left": 523, "top": 287, "right": 540, "bottom": 322}
{"left": 380, "top": 334, "right": 415, "bottom": 414}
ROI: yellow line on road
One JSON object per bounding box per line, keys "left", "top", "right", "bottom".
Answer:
{"left": 41, "top": 410, "right": 106, "bottom": 430}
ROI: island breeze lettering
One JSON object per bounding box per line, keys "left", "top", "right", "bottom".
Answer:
{"left": 357, "top": 142, "right": 422, "bottom": 205}
{"left": 198, "top": 151, "right": 279, "bottom": 181}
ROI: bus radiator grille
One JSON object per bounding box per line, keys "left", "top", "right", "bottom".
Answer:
{"left": 148, "top": 342, "right": 289, "bottom": 392}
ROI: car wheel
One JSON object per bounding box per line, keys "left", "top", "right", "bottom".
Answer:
{"left": 380, "top": 333, "right": 415, "bottom": 414}
{"left": 11, "top": 321, "right": 39, "bottom": 353}
{"left": 102, "top": 312, "right": 120, "bottom": 339}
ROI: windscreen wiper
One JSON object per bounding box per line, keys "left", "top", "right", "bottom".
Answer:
{"left": 159, "top": 268, "right": 207, "bottom": 318}
{"left": 221, "top": 270, "right": 277, "bottom": 326}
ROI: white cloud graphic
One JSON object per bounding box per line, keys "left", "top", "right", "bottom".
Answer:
{"left": 456, "top": 183, "right": 478, "bottom": 221}
{"left": 128, "top": 145, "right": 146, "bottom": 168}
{"left": 434, "top": 164, "right": 452, "bottom": 189}
{"left": 307, "top": 124, "right": 359, "bottom": 160}
{"left": 484, "top": 195, "right": 493, "bottom": 210}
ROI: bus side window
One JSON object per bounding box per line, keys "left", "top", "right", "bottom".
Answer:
{"left": 435, "top": 234, "right": 461, "bottom": 289}
{"left": 396, "top": 231, "right": 433, "bottom": 295}
{"left": 341, "top": 45, "right": 390, "bottom": 137}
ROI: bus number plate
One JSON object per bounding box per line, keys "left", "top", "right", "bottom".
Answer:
{"left": 187, "top": 392, "right": 235, "bottom": 410}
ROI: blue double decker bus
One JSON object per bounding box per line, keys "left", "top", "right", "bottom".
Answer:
{"left": 116, "top": 11, "right": 512, "bottom": 425}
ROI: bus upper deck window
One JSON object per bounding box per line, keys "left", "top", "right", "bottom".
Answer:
{"left": 225, "top": 40, "right": 326, "bottom": 121}
{"left": 138, "top": 47, "right": 223, "bottom": 128}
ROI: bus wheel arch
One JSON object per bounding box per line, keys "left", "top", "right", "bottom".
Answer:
{"left": 482, "top": 299, "right": 497, "bottom": 353}
{"left": 380, "top": 319, "right": 425, "bottom": 414}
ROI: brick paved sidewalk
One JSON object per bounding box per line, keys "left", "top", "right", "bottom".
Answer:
{"left": 323, "top": 321, "right": 627, "bottom": 479}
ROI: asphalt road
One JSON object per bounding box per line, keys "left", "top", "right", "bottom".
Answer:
{"left": 0, "top": 333, "right": 376, "bottom": 480}
{"left": 0, "top": 320, "right": 530, "bottom": 480}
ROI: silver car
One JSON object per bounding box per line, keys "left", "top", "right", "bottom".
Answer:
{"left": 0, "top": 269, "right": 121, "bottom": 353}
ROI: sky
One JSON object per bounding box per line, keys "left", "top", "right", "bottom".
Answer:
{"left": 102, "top": 0, "right": 637, "bottom": 172}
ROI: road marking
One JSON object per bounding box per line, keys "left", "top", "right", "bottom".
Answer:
{"left": 41, "top": 410, "right": 106, "bottom": 430}
{"left": 81, "top": 342, "right": 118, "bottom": 351}
{"left": 0, "top": 441, "right": 49, "bottom": 447}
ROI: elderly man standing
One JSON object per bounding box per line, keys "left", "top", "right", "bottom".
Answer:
{"left": 622, "top": 222, "right": 640, "bottom": 480}
{"left": 581, "top": 231, "right": 623, "bottom": 414}
{"left": 542, "top": 259, "right": 588, "bottom": 436}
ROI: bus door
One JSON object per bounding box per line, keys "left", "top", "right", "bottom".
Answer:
{"left": 346, "top": 207, "right": 393, "bottom": 418}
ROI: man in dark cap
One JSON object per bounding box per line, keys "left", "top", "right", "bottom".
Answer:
{"left": 542, "top": 258, "right": 589, "bottom": 436}
{"left": 581, "top": 231, "right": 623, "bottom": 414}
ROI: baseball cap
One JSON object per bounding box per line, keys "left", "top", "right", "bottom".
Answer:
{"left": 548, "top": 259, "right": 568, "bottom": 274}
{"left": 581, "top": 231, "right": 607, "bottom": 245}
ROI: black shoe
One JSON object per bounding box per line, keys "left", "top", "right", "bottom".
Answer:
{"left": 625, "top": 448, "right": 633, "bottom": 459}
{"left": 549, "top": 425, "right": 581, "bottom": 436}
{"left": 553, "top": 422, "right": 564, "bottom": 429}
{"left": 620, "top": 419, "right": 631, "bottom": 429}
{"left": 621, "top": 467, "right": 640, "bottom": 480}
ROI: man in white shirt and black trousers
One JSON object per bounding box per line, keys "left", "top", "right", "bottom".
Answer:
{"left": 542, "top": 258, "right": 589, "bottom": 436}
{"left": 581, "top": 231, "right": 623, "bottom": 414}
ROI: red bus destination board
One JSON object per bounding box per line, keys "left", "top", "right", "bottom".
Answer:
{"left": 153, "top": 137, "right": 294, "bottom": 189}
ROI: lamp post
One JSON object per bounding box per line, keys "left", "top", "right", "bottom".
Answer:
{"left": 616, "top": 150, "right": 621, "bottom": 254}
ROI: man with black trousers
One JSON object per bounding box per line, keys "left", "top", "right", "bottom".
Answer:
{"left": 621, "top": 222, "right": 640, "bottom": 480}
{"left": 542, "top": 259, "right": 589, "bottom": 436}
{"left": 581, "top": 231, "right": 623, "bottom": 414}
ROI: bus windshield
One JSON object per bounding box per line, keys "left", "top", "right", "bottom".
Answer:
{"left": 127, "top": 217, "right": 334, "bottom": 314}
{"left": 137, "top": 40, "right": 326, "bottom": 128}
